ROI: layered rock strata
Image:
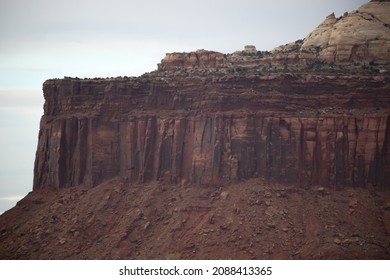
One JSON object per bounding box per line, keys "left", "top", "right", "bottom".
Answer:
{"left": 33, "top": 74, "right": 390, "bottom": 191}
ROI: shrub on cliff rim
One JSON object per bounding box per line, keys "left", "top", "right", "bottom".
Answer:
{"left": 241, "top": 51, "right": 255, "bottom": 56}
{"left": 256, "top": 50, "right": 271, "bottom": 57}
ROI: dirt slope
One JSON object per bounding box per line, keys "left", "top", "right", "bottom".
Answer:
{"left": 1, "top": 178, "right": 389, "bottom": 259}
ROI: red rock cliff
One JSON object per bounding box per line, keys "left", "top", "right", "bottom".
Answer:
{"left": 33, "top": 73, "right": 390, "bottom": 191}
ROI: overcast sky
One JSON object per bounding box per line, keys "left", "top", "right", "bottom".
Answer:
{"left": 0, "top": 0, "right": 368, "bottom": 213}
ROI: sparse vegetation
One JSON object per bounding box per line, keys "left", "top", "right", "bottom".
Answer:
{"left": 295, "top": 39, "right": 304, "bottom": 44}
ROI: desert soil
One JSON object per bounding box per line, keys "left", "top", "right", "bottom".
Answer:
{"left": 0, "top": 177, "right": 389, "bottom": 259}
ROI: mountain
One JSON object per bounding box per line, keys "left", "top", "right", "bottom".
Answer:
{"left": 1, "top": 0, "right": 389, "bottom": 259}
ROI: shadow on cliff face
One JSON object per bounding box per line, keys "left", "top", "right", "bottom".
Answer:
{"left": 0, "top": 177, "right": 389, "bottom": 259}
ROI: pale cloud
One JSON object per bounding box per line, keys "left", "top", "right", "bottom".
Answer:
{"left": 0, "top": 89, "right": 43, "bottom": 109}
{"left": 0, "top": 89, "right": 42, "bottom": 210}
{"left": 0, "top": 195, "right": 24, "bottom": 202}
{"left": 0, "top": 196, "right": 24, "bottom": 215}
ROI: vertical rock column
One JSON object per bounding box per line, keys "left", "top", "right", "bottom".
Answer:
{"left": 33, "top": 114, "right": 390, "bottom": 190}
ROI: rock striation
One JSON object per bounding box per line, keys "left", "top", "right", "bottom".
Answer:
{"left": 34, "top": 73, "right": 390, "bottom": 191}
{"left": 33, "top": 1, "right": 390, "bottom": 192}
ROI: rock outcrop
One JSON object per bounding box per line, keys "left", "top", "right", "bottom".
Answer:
{"left": 155, "top": 0, "right": 390, "bottom": 75}
{"left": 158, "top": 49, "right": 225, "bottom": 71}
{"left": 302, "top": 0, "right": 390, "bottom": 64}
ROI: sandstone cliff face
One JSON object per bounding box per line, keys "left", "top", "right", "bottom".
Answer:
{"left": 302, "top": 0, "right": 390, "bottom": 64}
{"left": 33, "top": 73, "right": 390, "bottom": 191}
{"left": 158, "top": 50, "right": 225, "bottom": 71}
